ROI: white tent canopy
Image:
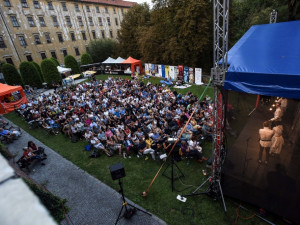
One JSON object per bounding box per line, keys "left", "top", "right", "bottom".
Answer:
{"left": 114, "top": 57, "right": 125, "bottom": 64}
{"left": 102, "top": 57, "right": 116, "bottom": 64}
{"left": 57, "top": 66, "right": 71, "bottom": 73}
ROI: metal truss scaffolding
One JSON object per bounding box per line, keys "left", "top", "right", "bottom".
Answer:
{"left": 210, "top": 0, "right": 229, "bottom": 211}
{"left": 270, "top": 9, "right": 277, "bottom": 24}
{"left": 181, "top": 1, "right": 229, "bottom": 212}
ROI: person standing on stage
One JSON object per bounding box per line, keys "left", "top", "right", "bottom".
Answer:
{"left": 270, "top": 123, "right": 284, "bottom": 155}
{"left": 270, "top": 102, "right": 282, "bottom": 122}
{"left": 259, "top": 121, "right": 274, "bottom": 164}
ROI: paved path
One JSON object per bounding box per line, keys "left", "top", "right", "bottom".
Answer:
{"left": 5, "top": 119, "right": 166, "bottom": 225}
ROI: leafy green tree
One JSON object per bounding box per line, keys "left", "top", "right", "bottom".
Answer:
{"left": 117, "top": 3, "right": 150, "bottom": 59}
{"left": 2, "top": 63, "right": 23, "bottom": 85}
{"left": 41, "top": 59, "right": 61, "bottom": 85}
{"left": 87, "top": 39, "right": 118, "bottom": 63}
{"left": 231, "top": 0, "right": 289, "bottom": 44}
{"left": 81, "top": 53, "right": 93, "bottom": 65}
{"left": 50, "top": 57, "right": 60, "bottom": 67}
{"left": 32, "top": 61, "right": 44, "bottom": 82}
{"left": 64, "top": 55, "right": 80, "bottom": 74}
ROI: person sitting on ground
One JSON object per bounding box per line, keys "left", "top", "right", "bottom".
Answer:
{"left": 90, "top": 134, "right": 110, "bottom": 156}
{"left": 23, "top": 146, "right": 45, "bottom": 165}
{"left": 139, "top": 135, "right": 156, "bottom": 160}
{"left": 180, "top": 140, "right": 207, "bottom": 163}
{"left": 106, "top": 136, "right": 122, "bottom": 156}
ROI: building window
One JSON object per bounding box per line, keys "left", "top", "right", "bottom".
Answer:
{"left": 74, "top": 47, "right": 80, "bottom": 56}
{"left": 50, "top": 51, "right": 57, "bottom": 59}
{"left": 52, "top": 16, "right": 59, "bottom": 27}
{"left": 10, "top": 16, "right": 19, "bottom": 27}
{"left": 26, "top": 55, "right": 33, "bottom": 61}
{"left": 0, "top": 37, "right": 6, "bottom": 48}
{"left": 105, "top": 7, "right": 108, "bottom": 13}
{"left": 78, "top": 16, "right": 83, "bottom": 26}
{"left": 48, "top": 1, "right": 54, "bottom": 10}
{"left": 86, "top": 46, "right": 89, "bottom": 52}
{"left": 62, "top": 49, "right": 67, "bottom": 57}
{"left": 88, "top": 17, "right": 93, "bottom": 26}
{"left": 107, "top": 17, "right": 111, "bottom": 26}
{"left": 96, "top": 6, "right": 100, "bottom": 13}
{"left": 110, "top": 30, "right": 113, "bottom": 38}
{"left": 70, "top": 32, "right": 76, "bottom": 41}
{"left": 39, "top": 17, "right": 46, "bottom": 27}
{"left": 33, "top": 0, "right": 40, "bottom": 8}
{"left": 101, "top": 30, "right": 105, "bottom": 38}
{"left": 121, "top": 8, "right": 124, "bottom": 15}
{"left": 21, "top": 0, "right": 28, "bottom": 8}
{"left": 4, "top": 0, "right": 11, "bottom": 7}
{"left": 45, "top": 33, "right": 51, "bottom": 43}
{"left": 18, "top": 35, "right": 27, "bottom": 46}
{"left": 113, "top": 8, "right": 116, "bottom": 14}
{"left": 40, "top": 52, "right": 47, "bottom": 59}
{"left": 5, "top": 58, "right": 14, "bottom": 65}
{"left": 115, "top": 18, "right": 118, "bottom": 26}
{"left": 92, "top": 30, "right": 96, "bottom": 39}
{"left": 57, "top": 33, "right": 63, "bottom": 42}
{"left": 86, "top": 5, "right": 90, "bottom": 12}
{"left": 34, "top": 34, "right": 41, "bottom": 44}
{"left": 27, "top": 17, "right": 35, "bottom": 27}
{"left": 62, "top": 2, "right": 67, "bottom": 11}
{"left": 82, "top": 32, "right": 87, "bottom": 40}
{"left": 98, "top": 17, "right": 103, "bottom": 26}
{"left": 65, "top": 16, "right": 72, "bottom": 27}
{"left": 75, "top": 4, "right": 79, "bottom": 12}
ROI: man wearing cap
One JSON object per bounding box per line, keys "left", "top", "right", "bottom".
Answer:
{"left": 258, "top": 121, "right": 274, "bottom": 164}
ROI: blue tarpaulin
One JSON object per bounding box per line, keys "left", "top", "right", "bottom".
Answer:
{"left": 225, "top": 21, "right": 300, "bottom": 99}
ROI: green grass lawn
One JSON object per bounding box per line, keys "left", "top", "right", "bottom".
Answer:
{"left": 5, "top": 75, "right": 285, "bottom": 225}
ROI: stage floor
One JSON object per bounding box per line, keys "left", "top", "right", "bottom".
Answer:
{"left": 223, "top": 96, "right": 300, "bottom": 223}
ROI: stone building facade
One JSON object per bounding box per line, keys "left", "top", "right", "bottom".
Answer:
{"left": 0, "top": 0, "right": 134, "bottom": 67}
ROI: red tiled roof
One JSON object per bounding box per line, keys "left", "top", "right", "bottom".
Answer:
{"left": 80, "top": 0, "right": 136, "bottom": 7}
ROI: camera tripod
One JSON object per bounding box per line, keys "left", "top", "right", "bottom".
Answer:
{"left": 115, "top": 179, "right": 151, "bottom": 225}
{"left": 162, "top": 150, "right": 184, "bottom": 192}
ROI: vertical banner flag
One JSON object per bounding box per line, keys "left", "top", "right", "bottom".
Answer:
{"left": 184, "top": 67, "right": 189, "bottom": 82}
{"left": 178, "top": 65, "right": 184, "bottom": 80}
{"left": 174, "top": 66, "right": 178, "bottom": 81}
{"left": 151, "top": 64, "right": 155, "bottom": 76}
{"left": 162, "top": 65, "right": 165, "bottom": 78}
{"left": 145, "top": 63, "right": 150, "bottom": 75}
{"left": 170, "top": 66, "right": 175, "bottom": 80}
{"left": 165, "top": 65, "right": 170, "bottom": 79}
{"left": 189, "top": 68, "right": 194, "bottom": 83}
{"left": 158, "top": 65, "right": 162, "bottom": 77}
{"left": 155, "top": 65, "right": 159, "bottom": 76}
{"left": 195, "top": 68, "right": 203, "bottom": 85}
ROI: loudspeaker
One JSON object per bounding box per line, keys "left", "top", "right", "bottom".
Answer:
{"left": 109, "top": 163, "right": 126, "bottom": 180}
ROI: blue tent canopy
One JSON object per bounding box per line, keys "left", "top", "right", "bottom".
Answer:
{"left": 225, "top": 21, "right": 300, "bottom": 99}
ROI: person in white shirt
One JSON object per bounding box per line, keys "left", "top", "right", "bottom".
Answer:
{"left": 270, "top": 102, "right": 282, "bottom": 122}
{"left": 258, "top": 121, "right": 274, "bottom": 164}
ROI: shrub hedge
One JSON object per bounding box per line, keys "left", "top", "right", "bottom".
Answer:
{"left": 41, "top": 59, "right": 61, "bottom": 85}
{"left": 81, "top": 53, "right": 93, "bottom": 65}
{"left": 24, "top": 179, "right": 68, "bottom": 223}
{"left": 64, "top": 55, "right": 80, "bottom": 74}
{"left": 19, "top": 61, "right": 42, "bottom": 88}
{"left": 2, "top": 63, "right": 23, "bottom": 86}
{"left": 50, "top": 57, "right": 60, "bottom": 67}
{"left": 32, "top": 62, "right": 44, "bottom": 82}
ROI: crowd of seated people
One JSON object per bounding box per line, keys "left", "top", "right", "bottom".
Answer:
{"left": 0, "top": 116, "right": 21, "bottom": 144}
{"left": 15, "top": 77, "right": 214, "bottom": 162}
